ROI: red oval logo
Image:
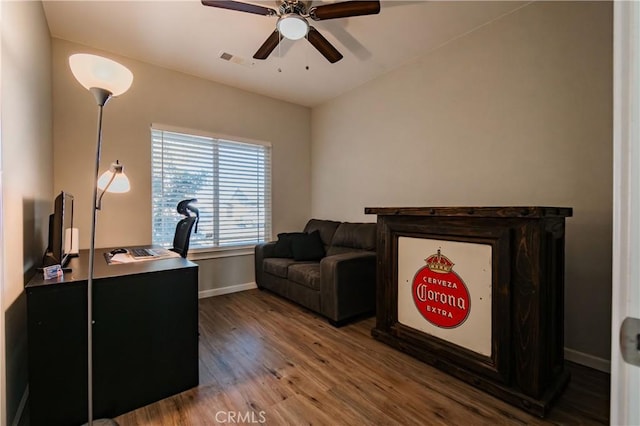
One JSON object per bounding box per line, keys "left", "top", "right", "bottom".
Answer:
{"left": 412, "top": 250, "right": 471, "bottom": 328}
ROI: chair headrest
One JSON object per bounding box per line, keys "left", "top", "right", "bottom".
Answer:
{"left": 177, "top": 199, "right": 199, "bottom": 232}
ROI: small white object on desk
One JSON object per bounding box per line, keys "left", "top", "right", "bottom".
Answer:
{"left": 43, "top": 264, "right": 63, "bottom": 280}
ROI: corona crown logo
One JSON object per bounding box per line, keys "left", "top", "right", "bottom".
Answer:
{"left": 425, "top": 250, "right": 454, "bottom": 273}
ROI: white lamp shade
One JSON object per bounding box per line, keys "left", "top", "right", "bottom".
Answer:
{"left": 69, "top": 54, "right": 133, "bottom": 96}
{"left": 98, "top": 170, "right": 130, "bottom": 193}
{"left": 277, "top": 15, "right": 308, "bottom": 40}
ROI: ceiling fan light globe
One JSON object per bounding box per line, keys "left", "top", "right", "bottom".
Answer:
{"left": 277, "top": 14, "right": 308, "bottom": 40}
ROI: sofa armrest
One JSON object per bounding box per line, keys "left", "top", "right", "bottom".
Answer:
{"left": 254, "top": 242, "right": 277, "bottom": 288}
{"left": 319, "top": 251, "right": 376, "bottom": 323}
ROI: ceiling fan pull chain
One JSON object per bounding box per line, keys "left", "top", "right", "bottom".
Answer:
{"left": 277, "top": 36, "right": 282, "bottom": 73}
{"left": 305, "top": 33, "right": 310, "bottom": 71}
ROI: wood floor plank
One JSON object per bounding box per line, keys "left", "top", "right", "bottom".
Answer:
{"left": 115, "top": 289, "right": 609, "bottom": 425}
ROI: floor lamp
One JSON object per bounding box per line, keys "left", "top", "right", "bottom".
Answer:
{"left": 69, "top": 53, "right": 133, "bottom": 426}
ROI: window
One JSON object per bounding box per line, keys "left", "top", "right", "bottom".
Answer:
{"left": 151, "top": 125, "right": 271, "bottom": 251}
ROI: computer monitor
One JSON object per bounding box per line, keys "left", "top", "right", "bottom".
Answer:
{"left": 47, "top": 191, "right": 75, "bottom": 268}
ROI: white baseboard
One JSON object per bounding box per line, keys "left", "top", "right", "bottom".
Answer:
{"left": 564, "top": 347, "right": 611, "bottom": 373}
{"left": 12, "top": 386, "right": 28, "bottom": 426}
{"left": 198, "top": 282, "right": 257, "bottom": 299}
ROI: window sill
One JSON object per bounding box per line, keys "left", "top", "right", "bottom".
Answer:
{"left": 187, "top": 246, "right": 256, "bottom": 261}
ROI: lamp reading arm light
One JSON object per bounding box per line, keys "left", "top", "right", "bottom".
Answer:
{"left": 97, "top": 161, "right": 130, "bottom": 210}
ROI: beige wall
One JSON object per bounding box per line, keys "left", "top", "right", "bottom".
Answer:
{"left": 311, "top": 2, "right": 612, "bottom": 361}
{"left": 52, "top": 38, "right": 311, "bottom": 292}
{"left": 1, "top": 1, "right": 53, "bottom": 424}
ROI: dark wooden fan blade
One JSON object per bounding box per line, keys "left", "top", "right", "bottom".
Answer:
{"left": 253, "top": 30, "right": 282, "bottom": 60}
{"left": 201, "top": 0, "right": 276, "bottom": 16}
{"left": 309, "top": 1, "right": 380, "bottom": 21}
{"left": 307, "top": 27, "right": 343, "bottom": 63}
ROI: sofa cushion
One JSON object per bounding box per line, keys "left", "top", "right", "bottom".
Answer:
{"left": 304, "top": 219, "right": 341, "bottom": 248}
{"left": 273, "top": 232, "right": 305, "bottom": 258}
{"left": 291, "top": 230, "right": 325, "bottom": 261}
{"left": 288, "top": 263, "right": 321, "bottom": 290}
{"left": 326, "top": 222, "right": 376, "bottom": 256}
{"left": 263, "top": 258, "right": 297, "bottom": 278}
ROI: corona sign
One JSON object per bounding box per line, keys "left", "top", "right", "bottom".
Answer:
{"left": 412, "top": 250, "right": 470, "bottom": 328}
{"left": 398, "top": 237, "right": 492, "bottom": 356}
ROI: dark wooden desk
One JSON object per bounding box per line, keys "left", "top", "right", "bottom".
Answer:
{"left": 26, "top": 248, "right": 199, "bottom": 426}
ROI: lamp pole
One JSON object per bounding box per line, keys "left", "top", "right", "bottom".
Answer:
{"left": 87, "top": 88, "right": 112, "bottom": 426}
{"left": 69, "top": 53, "right": 133, "bottom": 426}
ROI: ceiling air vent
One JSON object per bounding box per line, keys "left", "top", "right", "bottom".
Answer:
{"left": 219, "top": 51, "right": 255, "bottom": 67}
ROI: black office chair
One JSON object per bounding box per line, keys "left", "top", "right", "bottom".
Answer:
{"left": 170, "top": 199, "right": 199, "bottom": 258}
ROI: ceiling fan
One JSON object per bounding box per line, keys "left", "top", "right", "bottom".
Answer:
{"left": 201, "top": 0, "right": 381, "bottom": 63}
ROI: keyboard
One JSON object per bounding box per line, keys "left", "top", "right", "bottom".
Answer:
{"left": 130, "top": 248, "right": 157, "bottom": 258}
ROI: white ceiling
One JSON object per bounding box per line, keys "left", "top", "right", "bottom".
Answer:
{"left": 42, "top": 1, "right": 528, "bottom": 107}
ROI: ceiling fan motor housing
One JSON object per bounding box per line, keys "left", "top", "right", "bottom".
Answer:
{"left": 279, "top": 1, "right": 307, "bottom": 16}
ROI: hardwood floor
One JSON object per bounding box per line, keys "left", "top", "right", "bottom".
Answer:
{"left": 115, "top": 289, "right": 610, "bottom": 425}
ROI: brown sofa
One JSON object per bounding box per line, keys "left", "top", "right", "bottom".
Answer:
{"left": 254, "top": 219, "right": 377, "bottom": 325}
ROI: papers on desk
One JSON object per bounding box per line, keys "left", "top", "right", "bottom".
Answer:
{"left": 106, "top": 248, "right": 180, "bottom": 264}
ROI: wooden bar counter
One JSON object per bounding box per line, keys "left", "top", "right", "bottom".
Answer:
{"left": 365, "top": 206, "right": 573, "bottom": 417}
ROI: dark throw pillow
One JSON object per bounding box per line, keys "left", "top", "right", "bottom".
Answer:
{"left": 290, "top": 230, "right": 325, "bottom": 261}
{"left": 272, "top": 232, "right": 305, "bottom": 258}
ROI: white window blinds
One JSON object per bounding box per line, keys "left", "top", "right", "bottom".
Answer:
{"left": 151, "top": 127, "right": 272, "bottom": 250}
